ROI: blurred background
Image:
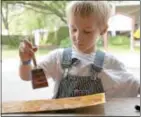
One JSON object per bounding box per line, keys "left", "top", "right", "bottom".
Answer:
{"left": 2, "top": 1, "right": 140, "bottom": 101}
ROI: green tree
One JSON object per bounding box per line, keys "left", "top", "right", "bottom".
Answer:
{"left": 3, "top": 1, "right": 68, "bottom": 35}
{"left": 6, "top": 1, "right": 68, "bottom": 24}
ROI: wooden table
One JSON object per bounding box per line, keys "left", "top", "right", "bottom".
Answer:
{"left": 2, "top": 97, "right": 140, "bottom": 116}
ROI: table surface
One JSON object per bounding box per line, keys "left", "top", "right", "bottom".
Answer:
{"left": 2, "top": 97, "right": 140, "bottom": 116}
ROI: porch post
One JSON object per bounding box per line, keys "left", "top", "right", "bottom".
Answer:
{"left": 103, "top": 32, "right": 108, "bottom": 51}
{"left": 130, "top": 16, "right": 135, "bottom": 51}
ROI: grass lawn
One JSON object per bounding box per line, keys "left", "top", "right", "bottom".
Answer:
{"left": 2, "top": 44, "right": 140, "bottom": 60}
{"left": 2, "top": 45, "right": 50, "bottom": 60}
{"left": 103, "top": 44, "right": 140, "bottom": 54}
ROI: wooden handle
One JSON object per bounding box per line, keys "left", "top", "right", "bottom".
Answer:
{"left": 32, "top": 54, "right": 37, "bottom": 68}
{"left": 31, "top": 36, "right": 37, "bottom": 68}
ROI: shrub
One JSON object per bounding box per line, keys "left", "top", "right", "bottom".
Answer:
{"left": 59, "top": 37, "right": 71, "bottom": 48}
{"left": 96, "top": 37, "right": 103, "bottom": 47}
{"left": 2, "top": 35, "right": 29, "bottom": 48}
{"left": 56, "top": 26, "right": 69, "bottom": 45}
{"left": 46, "top": 31, "right": 56, "bottom": 44}
{"left": 108, "top": 36, "right": 130, "bottom": 45}
{"left": 46, "top": 26, "right": 69, "bottom": 45}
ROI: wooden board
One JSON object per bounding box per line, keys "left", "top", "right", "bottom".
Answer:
{"left": 2, "top": 93, "right": 105, "bottom": 113}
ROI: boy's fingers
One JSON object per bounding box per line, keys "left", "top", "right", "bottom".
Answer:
{"left": 24, "top": 47, "right": 34, "bottom": 54}
{"left": 24, "top": 39, "right": 32, "bottom": 48}
{"left": 19, "top": 42, "right": 37, "bottom": 54}
{"left": 33, "top": 47, "right": 38, "bottom": 52}
{"left": 19, "top": 42, "right": 25, "bottom": 52}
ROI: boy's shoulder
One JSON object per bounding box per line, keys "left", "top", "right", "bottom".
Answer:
{"left": 46, "top": 48, "right": 65, "bottom": 57}
{"left": 50, "top": 47, "right": 72, "bottom": 56}
{"left": 104, "top": 51, "right": 116, "bottom": 60}
{"left": 49, "top": 48, "right": 64, "bottom": 54}
{"left": 95, "top": 50, "right": 117, "bottom": 61}
{"left": 46, "top": 48, "right": 73, "bottom": 61}
{"left": 39, "top": 48, "right": 65, "bottom": 62}
{"left": 103, "top": 51, "right": 126, "bottom": 70}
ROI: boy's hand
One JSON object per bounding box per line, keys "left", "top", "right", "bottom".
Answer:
{"left": 19, "top": 39, "right": 38, "bottom": 62}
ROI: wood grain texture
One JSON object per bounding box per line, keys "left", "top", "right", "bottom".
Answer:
{"left": 2, "top": 93, "right": 105, "bottom": 113}
{"left": 2, "top": 95, "right": 140, "bottom": 116}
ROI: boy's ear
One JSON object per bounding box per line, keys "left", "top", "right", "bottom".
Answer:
{"left": 100, "top": 25, "right": 108, "bottom": 35}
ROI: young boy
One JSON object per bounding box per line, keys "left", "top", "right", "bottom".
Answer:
{"left": 19, "top": 1, "right": 140, "bottom": 99}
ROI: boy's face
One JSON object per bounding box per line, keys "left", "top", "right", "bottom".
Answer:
{"left": 68, "top": 14, "right": 100, "bottom": 53}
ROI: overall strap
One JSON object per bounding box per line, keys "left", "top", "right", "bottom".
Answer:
{"left": 93, "top": 50, "right": 105, "bottom": 72}
{"left": 61, "top": 48, "right": 72, "bottom": 69}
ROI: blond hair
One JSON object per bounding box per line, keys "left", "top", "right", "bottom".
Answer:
{"left": 66, "top": 1, "right": 112, "bottom": 31}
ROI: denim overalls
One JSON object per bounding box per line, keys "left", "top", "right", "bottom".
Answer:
{"left": 55, "top": 48, "right": 105, "bottom": 99}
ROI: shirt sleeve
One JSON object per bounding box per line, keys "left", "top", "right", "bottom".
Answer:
{"left": 101, "top": 53, "right": 140, "bottom": 97}
{"left": 103, "top": 52, "right": 126, "bottom": 71}
{"left": 37, "top": 48, "right": 64, "bottom": 81}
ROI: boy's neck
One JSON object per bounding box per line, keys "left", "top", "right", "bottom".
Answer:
{"left": 72, "top": 45, "right": 96, "bottom": 54}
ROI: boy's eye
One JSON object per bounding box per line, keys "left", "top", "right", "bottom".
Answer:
{"left": 84, "top": 31, "right": 91, "bottom": 34}
{"left": 72, "top": 28, "right": 77, "bottom": 32}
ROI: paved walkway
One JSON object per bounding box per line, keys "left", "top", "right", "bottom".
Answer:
{"left": 2, "top": 52, "right": 140, "bottom": 102}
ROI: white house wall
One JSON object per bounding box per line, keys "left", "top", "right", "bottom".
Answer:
{"left": 116, "top": 5, "right": 140, "bottom": 27}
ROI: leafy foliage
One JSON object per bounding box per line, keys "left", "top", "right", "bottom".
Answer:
{"left": 109, "top": 36, "right": 130, "bottom": 45}
{"left": 59, "top": 37, "right": 71, "bottom": 48}
{"left": 2, "top": 1, "right": 68, "bottom": 35}
{"left": 2, "top": 35, "right": 27, "bottom": 48}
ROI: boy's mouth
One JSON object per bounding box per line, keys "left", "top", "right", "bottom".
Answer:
{"left": 78, "top": 43, "right": 85, "bottom": 47}
{"left": 74, "top": 42, "right": 85, "bottom": 47}
{"left": 76, "top": 42, "right": 84, "bottom": 45}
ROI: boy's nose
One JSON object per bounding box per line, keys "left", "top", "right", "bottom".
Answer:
{"left": 74, "top": 38, "right": 80, "bottom": 44}
{"left": 75, "top": 32, "right": 82, "bottom": 40}
{"left": 76, "top": 36, "right": 82, "bottom": 42}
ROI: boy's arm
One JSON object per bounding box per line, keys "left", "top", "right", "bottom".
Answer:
{"left": 19, "top": 49, "right": 63, "bottom": 81}
{"left": 19, "top": 64, "right": 32, "bottom": 81}
{"left": 103, "top": 53, "right": 140, "bottom": 97}
{"left": 19, "top": 40, "right": 37, "bottom": 81}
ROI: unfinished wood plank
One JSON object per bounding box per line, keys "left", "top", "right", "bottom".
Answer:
{"left": 2, "top": 93, "right": 105, "bottom": 113}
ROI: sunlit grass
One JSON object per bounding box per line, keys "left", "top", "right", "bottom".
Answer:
{"left": 2, "top": 45, "right": 50, "bottom": 60}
